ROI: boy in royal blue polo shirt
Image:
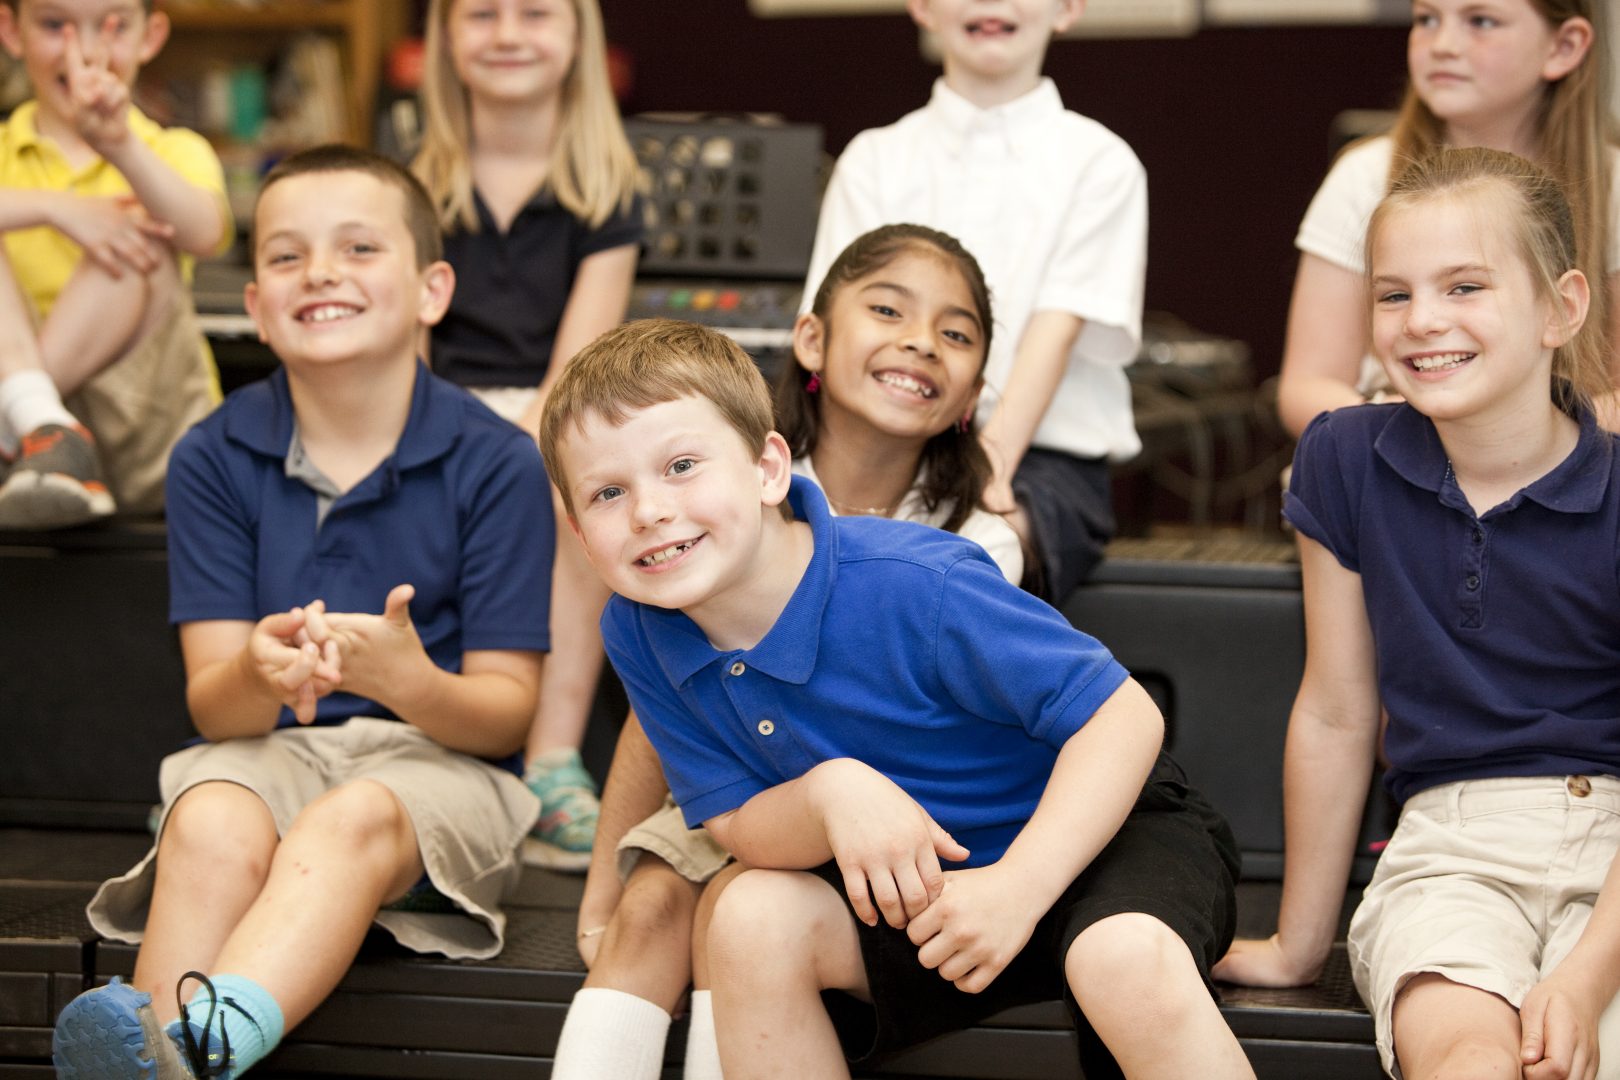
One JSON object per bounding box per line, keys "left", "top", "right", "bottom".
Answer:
{"left": 50, "top": 145, "right": 552, "bottom": 1080}
{"left": 538, "top": 319, "right": 1251, "bottom": 1080}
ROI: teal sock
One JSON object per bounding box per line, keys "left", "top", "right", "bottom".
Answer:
{"left": 166, "top": 973, "right": 285, "bottom": 1077}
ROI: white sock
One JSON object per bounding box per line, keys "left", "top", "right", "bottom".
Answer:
{"left": 682, "top": 989, "right": 724, "bottom": 1079}
{"left": 551, "top": 987, "right": 671, "bottom": 1080}
{"left": 0, "top": 369, "right": 75, "bottom": 455}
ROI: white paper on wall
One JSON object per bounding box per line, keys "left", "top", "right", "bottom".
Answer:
{"left": 1205, "top": 0, "right": 1378, "bottom": 24}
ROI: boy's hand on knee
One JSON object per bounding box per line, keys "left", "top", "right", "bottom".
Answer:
{"left": 1520, "top": 969, "right": 1605, "bottom": 1080}
{"left": 906, "top": 866, "right": 1039, "bottom": 994}
{"left": 1210, "top": 934, "right": 1323, "bottom": 988}
{"left": 818, "top": 761, "right": 969, "bottom": 930}
{"left": 317, "top": 585, "right": 430, "bottom": 704}
{"left": 54, "top": 195, "right": 174, "bottom": 277}
{"left": 63, "top": 18, "right": 135, "bottom": 154}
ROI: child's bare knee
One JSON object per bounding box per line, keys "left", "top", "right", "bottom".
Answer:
{"left": 612, "top": 864, "right": 700, "bottom": 951}
{"left": 708, "top": 870, "right": 823, "bottom": 967}
{"left": 1067, "top": 913, "right": 1201, "bottom": 1020}
{"left": 289, "top": 780, "right": 411, "bottom": 858}
{"left": 1404, "top": 1039, "right": 1520, "bottom": 1080}
{"left": 160, "top": 782, "right": 276, "bottom": 875}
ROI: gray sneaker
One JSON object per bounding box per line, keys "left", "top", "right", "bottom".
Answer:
{"left": 0, "top": 422, "right": 115, "bottom": 529}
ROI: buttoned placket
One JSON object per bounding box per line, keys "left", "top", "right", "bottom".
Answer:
{"left": 1438, "top": 467, "right": 1488, "bottom": 629}
{"left": 949, "top": 115, "right": 1022, "bottom": 284}
{"left": 718, "top": 656, "right": 813, "bottom": 772}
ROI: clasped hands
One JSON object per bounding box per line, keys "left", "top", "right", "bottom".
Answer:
{"left": 825, "top": 762, "right": 1044, "bottom": 995}
{"left": 249, "top": 584, "right": 421, "bottom": 723}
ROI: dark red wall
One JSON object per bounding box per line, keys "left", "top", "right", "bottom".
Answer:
{"left": 596, "top": 2, "right": 1409, "bottom": 379}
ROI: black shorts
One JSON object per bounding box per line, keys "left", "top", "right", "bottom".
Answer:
{"left": 1012, "top": 448, "right": 1114, "bottom": 602}
{"left": 811, "top": 753, "right": 1238, "bottom": 1076}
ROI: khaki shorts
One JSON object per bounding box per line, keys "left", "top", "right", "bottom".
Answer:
{"left": 87, "top": 718, "right": 540, "bottom": 960}
{"left": 65, "top": 291, "right": 217, "bottom": 515}
{"left": 617, "top": 796, "right": 732, "bottom": 885}
{"left": 1348, "top": 774, "right": 1620, "bottom": 1078}
{"left": 467, "top": 385, "right": 537, "bottom": 430}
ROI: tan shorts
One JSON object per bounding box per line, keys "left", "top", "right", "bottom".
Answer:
{"left": 467, "top": 385, "right": 537, "bottom": 430}
{"left": 87, "top": 718, "right": 540, "bottom": 960}
{"left": 65, "top": 291, "right": 217, "bottom": 515}
{"left": 617, "top": 796, "right": 732, "bottom": 885}
{"left": 1348, "top": 774, "right": 1620, "bottom": 1078}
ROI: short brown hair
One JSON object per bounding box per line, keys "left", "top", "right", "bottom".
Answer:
{"left": 254, "top": 144, "right": 442, "bottom": 269}
{"left": 540, "top": 319, "right": 774, "bottom": 517}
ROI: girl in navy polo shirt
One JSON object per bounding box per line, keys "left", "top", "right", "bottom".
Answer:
{"left": 412, "top": 0, "right": 643, "bottom": 870}
{"left": 1219, "top": 148, "right": 1620, "bottom": 1080}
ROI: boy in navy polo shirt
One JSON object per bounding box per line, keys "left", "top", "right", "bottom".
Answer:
{"left": 538, "top": 319, "right": 1250, "bottom": 1079}
{"left": 50, "top": 145, "right": 552, "bottom": 1080}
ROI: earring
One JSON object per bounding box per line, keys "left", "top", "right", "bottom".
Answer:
{"left": 806, "top": 373, "right": 821, "bottom": 393}
{"left": 958, "top": 413, "right": 972, "bottom": 434}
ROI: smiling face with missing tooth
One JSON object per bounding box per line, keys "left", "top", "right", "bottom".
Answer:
{"left": 245, "top": 169, "right": 451, "bottom": 374}
{"left": 558, "top": 393, "right": 799, "bottom": 635}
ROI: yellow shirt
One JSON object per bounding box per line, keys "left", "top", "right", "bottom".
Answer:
{"left": 0, "top": 101, "right": 230, "bottom": 317}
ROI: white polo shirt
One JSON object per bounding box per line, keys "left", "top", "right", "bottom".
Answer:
{"left": 802, "top": 78, "right": 1147, "bottom": 462}
{"left": 792, "top": 455, "right": 1023, "bottom": 585}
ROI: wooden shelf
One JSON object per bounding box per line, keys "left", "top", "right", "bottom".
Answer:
{"left": 163, "top": 3, "right": 353, "bottom": 32}
{"left": 160, "top": 0, "right": 404, "bottom": 147}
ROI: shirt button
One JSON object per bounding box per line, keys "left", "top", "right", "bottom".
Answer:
{"left": 1465, "top": 574, "right": 1480, "bottom": 591}
{"left": 1569, "top": 775, "right": 1593, "bottom": 798}
{"left": 757, "top": 719, "right": 775, "bottom": 736}
{"left": 729, "top": 661, "right": 746, "bottom": 676}
{"left": 1472, "top": 529, "right": 1483, "bottom": 544}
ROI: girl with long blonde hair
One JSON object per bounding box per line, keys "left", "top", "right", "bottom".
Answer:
{"left": 413, "top": 0, "right": 643, "bottom": 870}
{"left": 1274, "top": 0, "right": 1617, "bottom": 438}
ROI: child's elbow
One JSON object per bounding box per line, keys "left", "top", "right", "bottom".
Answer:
{"left": 181, "top": 217, "right": 230, "bottom": 259}
{"left": 1094, "top": 678, "right": 1167, "bottom": 753}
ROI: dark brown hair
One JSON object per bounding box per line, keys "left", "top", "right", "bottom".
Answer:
{"left": 776, "top": 224, "right": 993, "bottom": 533}
{"left": 255, "top": 144, "right": 443, "bottom": 269}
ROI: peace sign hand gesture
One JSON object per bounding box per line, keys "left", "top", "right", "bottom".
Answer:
{"left": 62, "top": 16, "right": 133, "bottom": 154}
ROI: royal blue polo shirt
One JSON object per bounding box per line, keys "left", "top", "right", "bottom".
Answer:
{"left": 166, "top": 361, "right": 554, "bottom": 732}
{"left": 1287, "top": 404, "right": 1620, "bottom": 804}
{"left": 601, "top": 476, "right": 1130, "bottom": 867}
{"left": 432, "top": 189, "right": 644, "bottom": 389}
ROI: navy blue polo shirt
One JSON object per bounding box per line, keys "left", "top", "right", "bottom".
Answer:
{"left": 432, "top": 189, "right": 643, "bottom": 389}
{"left": 1287, "top": 404, "right": 1620, "bottom": 803}
{"left": 166, "top": 361, "right": 554, "bottom": 733}
{"left": 601, "top": 477, "right": 1130, "bottom": 867}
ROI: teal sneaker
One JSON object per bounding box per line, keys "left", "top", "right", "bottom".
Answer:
{"left": 521, "top": 748, "right": 600, "bottom": 872}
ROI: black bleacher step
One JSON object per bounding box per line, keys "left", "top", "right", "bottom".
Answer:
{"left": 0, "top": 854, "right": 1380, "bottom": 1080}
{"left": 1091, "top": 536, "right": 1299, "bottom": 590}
{"left": 0, "top": 828, "right": 150, "bottom": 885}
{"left": 0, "top": 885, "right": 97, "bottom": 1066}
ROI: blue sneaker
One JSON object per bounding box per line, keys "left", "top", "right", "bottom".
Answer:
{"left": 53, "top": 973, "right": 238, "bottom": 1079}
{"left": 54, "top": 977, "right": 192, "bottom": 1078}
